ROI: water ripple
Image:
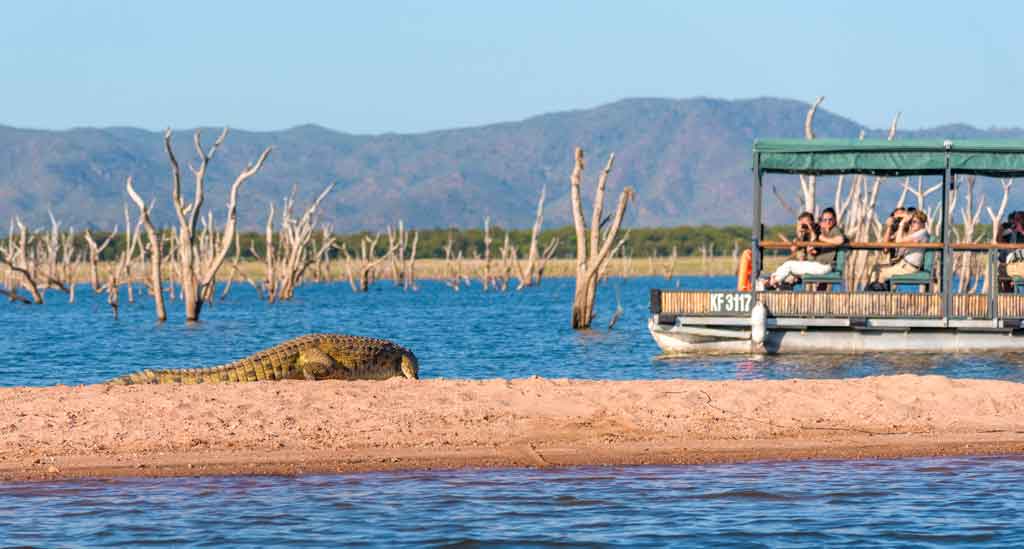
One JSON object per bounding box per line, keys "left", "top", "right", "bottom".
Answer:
{"left": 5, "top": 279, "right": 1024, "bottom": 546}
{"left": 3, "top": 456, "right": 1024, "bottom": 546}
{"left": 8, "top": 277, "right": 1024, "bottom": 386}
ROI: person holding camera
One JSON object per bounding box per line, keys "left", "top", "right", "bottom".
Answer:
{"left": 880, "top": 207, "right": 908, "bottom": 263}
{"left": 765, "top": 208, "right": 846, "bottom": 289}
{"left": 999, "top": 211, "right": 1024, "bottom": 286}
{"left": 791, "top": 211, "right": 817, "bottom": 261}
{"left": 868, "top": 209, "right": 929, "bottom": 290}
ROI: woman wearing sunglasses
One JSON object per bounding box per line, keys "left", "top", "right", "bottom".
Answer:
{"left": 868, "top": 209, "right": 929, "bottom": 290}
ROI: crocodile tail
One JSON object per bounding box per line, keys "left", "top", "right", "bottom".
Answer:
{"left": 106, "top": 367, "right": 213, "bottom": 385}
{"left": 106, "top": 362, "right": 274, "bottom": 385}
{"left": 106, "top": 369, "right": 160, "bottom": 385}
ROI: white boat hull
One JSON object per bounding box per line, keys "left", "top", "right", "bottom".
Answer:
{"left": 648, "top": 317, "right": 1024, "bottom": 355}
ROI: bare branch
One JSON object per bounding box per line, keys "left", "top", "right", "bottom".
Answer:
{"left": 804, "top": 96, "right": 824, "bottom": 140}
{"left": 569, "top": 147, "right": 588, "bottom": 272}
{"left": 887, "top": 112, "right": 901, "bottom": 140}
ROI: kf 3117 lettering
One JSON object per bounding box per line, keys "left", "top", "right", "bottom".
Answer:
{"left": 709, "top": 292, "right": 753, "bottom": 314}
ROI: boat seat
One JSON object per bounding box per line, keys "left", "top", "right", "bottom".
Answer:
{"left": 890, "top": 237, "right": 938, "bottom": 292}
{"left": 800, "top": 247, "right": 848, "bottom": 291}
{"left": 995, "top": 276, "right": 1024, "bottom": 293}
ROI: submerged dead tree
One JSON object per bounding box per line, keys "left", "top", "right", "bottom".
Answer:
{"left": 442, "top": 231, "right": 466, "bottom": 291}
{"left": 126, "top": 176, "right": 167, "bottom": 322}
{"left": 477, "top": 217, "right": 496, "bottom": 290}
{"left": 340, "top": 233, "right": 394, "bottom": 292}
{"left": 386, "top": 220, "right": 419, "bottom": 291}
{"left": 771, "top": 96, "right": 824, "bottom": 216}
{"left": 83, "top": 229, "right": 116, "bottom": 293}
{"left": 105, "top": 210, "right": 143, "bottom": 319}
{"left": 798, "top": 96, "right": 824, "bottom": 213}
{"left": 37, "top": 211, "right": 75, "bottom": 300}
{"left": 164, "top": 128, "right": 272, "bottom": 322}
{"left": 259, "top": 183, "right": 336, "bottom": 301}
{"left": 516, "top": 186, "right": 559, "bottom": 289}
{"left": 569, "top": 147, "right": 634, "bottom": 329}
{"left": 1, "top": 218, "right": 43, "bottom": 304}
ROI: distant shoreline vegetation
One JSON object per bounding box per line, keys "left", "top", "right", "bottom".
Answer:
{"left": 4, "top": 223, "right": 997, "bottom": 261}
{"left": 9, "top": 225, "right": 765, "bottom": 260}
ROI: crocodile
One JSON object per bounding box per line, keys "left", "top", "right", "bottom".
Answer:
{"left": 108, "top": 334, "right": 418, "bottom": 385}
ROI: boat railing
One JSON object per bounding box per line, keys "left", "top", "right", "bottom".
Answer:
{"left": 759, "top": 241, "right": 1024, "bottom": 250}
{"left": 652, "top": 288, "right": 1024, "bottom": 323}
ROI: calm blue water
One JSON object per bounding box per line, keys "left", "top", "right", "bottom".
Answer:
{"left": 4, "top": 276, "right": 1024, "bottom": 547}
{"left": 1, "top": 457, "right": 1023, "bottom": 547}
{"left": 4, "top": 276, "right": 1024, "bottom": 386}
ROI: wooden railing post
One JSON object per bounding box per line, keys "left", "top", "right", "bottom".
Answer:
{"left": 942, "top": 145, "right": 953, "bottom": 326}
{"left": 751, "top": 152, "right": 763, "bottom": 292}
{"left": 989, "top": 248, "right": 998, "bottom": 324}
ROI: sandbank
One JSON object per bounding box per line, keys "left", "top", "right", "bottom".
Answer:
{"left": 2, "top": 375, "right": 1024, "bottom": 481}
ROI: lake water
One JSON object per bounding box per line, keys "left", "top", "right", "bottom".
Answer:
{"left": 5, "top": 276, "right": 1024, "bottom": 386}
{"left": 2, "top": 457, "right": 1023, "bottom": 547}
{"left": 3, "top": 276, "right": 1024, "bottom": 546}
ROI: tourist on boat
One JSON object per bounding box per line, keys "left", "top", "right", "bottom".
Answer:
{"left": 764, "top": 211, "right": 817, "bottom": 288}
{"left": 1000, "top": 211, "right": 1024, "bottom": 244}
{"left": 868, "top": 209, "right": 929, "bottom": 289}
{"left": 791, "top": 211, "right": 817, "bottom": 261}
{"left": 998, "top": 211, "right": 1024, "bottom": 288}
{"left": 881, "top": 207, "right": 908, "bottom": 263}
{"left": 766, "top": 208, "right": 846, "bottom": 290}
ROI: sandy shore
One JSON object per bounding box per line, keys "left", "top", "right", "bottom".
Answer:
{"left": 3, "top": 375, "right": 1024, "bottom": 481}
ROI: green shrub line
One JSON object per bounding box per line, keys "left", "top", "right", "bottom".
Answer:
{"left": 4, "top": 223, "right": 996, "bottom": 262}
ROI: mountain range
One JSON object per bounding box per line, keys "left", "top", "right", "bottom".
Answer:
{"left": 3, "top": 97, "right": 1024, "bottom": 232}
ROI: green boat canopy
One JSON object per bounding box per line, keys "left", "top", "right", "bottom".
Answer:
{"left": 754, "top": 139, "right": 1024, "bottom": 176}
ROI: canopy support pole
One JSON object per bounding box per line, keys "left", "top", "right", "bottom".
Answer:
{"left": 989, "top": 248, "right": 998, "bottom": 325}
{"left": 752, "top": 153, "right": 763, "bottom": 289}
{"left": 942, "top": 152, "right": 953, "bottom": 325}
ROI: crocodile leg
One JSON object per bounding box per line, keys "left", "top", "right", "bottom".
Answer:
{"left": 401, "top": 355, "right": 418, "bottom": 379}
{"left": 297, "top": 347, "right": 339, "bottom": 380}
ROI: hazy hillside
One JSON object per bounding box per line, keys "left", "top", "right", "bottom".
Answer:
{"left": 2, "top": 97, "right": 1023, "bottom": 231}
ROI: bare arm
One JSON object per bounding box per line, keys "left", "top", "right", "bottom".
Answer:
{"left": 894, "top": 230, "right": 926, "bottom": 244}
{"left": 819, "top": 232, "right": 845, "bottom": 245}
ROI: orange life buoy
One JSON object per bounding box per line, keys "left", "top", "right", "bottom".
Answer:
{"left": 737, "top": 249, "right": 753, "bottom": 291}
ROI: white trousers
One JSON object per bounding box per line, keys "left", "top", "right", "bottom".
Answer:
{"left": 771, "top": 260, "right": 832, "bottom": 282}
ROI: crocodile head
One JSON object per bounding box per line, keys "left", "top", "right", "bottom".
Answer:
{"left": 400, "top": 350, "right": 419, "bottom": 379}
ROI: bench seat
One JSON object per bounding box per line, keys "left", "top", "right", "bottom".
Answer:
{"left": 800, "top": 247, "right": 848, "bottom": 290}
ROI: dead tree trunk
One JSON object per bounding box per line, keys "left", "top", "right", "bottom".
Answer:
{"left": 83, "top": 229, "right": 116, "bottom": 293}
{"left": 164, "top": 128, "right": 272, "bottom": 321}
{"left": 797, "top": 96, "right": 824, "bottom": 213}
{"left": 516, "top": 186, "right": 559, "bottom": 289}
{"left": 987, "top": 179, "right": 1014, "bottom": 244}
{"left": 272, "top": 183, "right": 335, "bottom": 301}
{"left": 340, "top": 233, "right": 392, "bottom": 292}
{"left": 569, "top": 147, "right": 634, "bottom": 329}
{"left": 404, "top": 230, "right": 419, "bottom": 291}
{"left": 126, "top": 176, "right": 167, "bottom": 321}
{"left": 101, "top": 210, "right": 142, "bottom": 319}
{"left": 38, "top": 211, "right": 72, "bottom": 298}
{"left": 387, "top": 221, "right": 419, "bottom": 291}
{"left": 1, "top": 219, "right": 43, "bottom": 304}
{"left": 663, "top": 245, "right": 678, "bottom": 279}
{"left": 479, "top": 217, "right": 495, "bottom": 291}
{"left": 443, "top": 232, "right": 462, "bottom": 291}
{"left": 495, "top": 231, "right": 519, "bottom": 291}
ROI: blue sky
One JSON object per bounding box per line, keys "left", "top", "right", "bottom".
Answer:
{"left": 1, "top": 1, "right": 1020, "bottom": 133}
